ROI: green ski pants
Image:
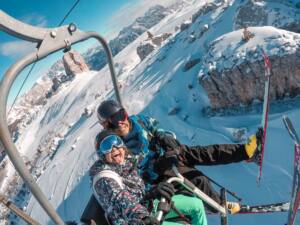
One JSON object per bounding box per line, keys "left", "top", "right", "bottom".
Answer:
{"left": 153, "top": 194, "right": 208, "bottom": 225}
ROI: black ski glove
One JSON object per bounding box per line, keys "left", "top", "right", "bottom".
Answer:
{"left": 144, "top": 182, "right": 175, "bottom": 202}
{"left": 256, "top": 127, "right": 263, "bottom": 146}
{"left": 150, "top": 131, "right": 182, "bottom": 154}
{"left": 141, "top": 216, "right": 161, "bottom": 225}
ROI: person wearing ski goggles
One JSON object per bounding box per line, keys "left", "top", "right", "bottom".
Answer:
{"left": 90, "top": 130, "right": 208, "bottom": 225}
{"left": 96, "top": 100, "right": 263, "bottom": 214}
{"left": 97, "top": 105, "right": 130, "bottom": 135}
{"left": 96, "top": 134, "right": 127, "bottom": 164}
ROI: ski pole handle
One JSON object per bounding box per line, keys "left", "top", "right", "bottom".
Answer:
{"left": 156, "top": 198, "right": 166, "bottom": 222}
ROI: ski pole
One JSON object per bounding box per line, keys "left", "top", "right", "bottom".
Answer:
{"left": 203, "top": 174, "right": 242, "bottom": 202}
{"left": 0, "top": 194, "right": 41, "bottom": 225}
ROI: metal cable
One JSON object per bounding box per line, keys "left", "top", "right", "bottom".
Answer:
{"left": 58, "top": 0, "right": 81, "bottom": 26}
{"left": 8, "top": 61, "right": 37, "bottom": 114}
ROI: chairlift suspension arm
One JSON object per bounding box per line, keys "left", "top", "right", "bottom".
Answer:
{"left": 0, "top": 10, "right": 121, "bottom": 224}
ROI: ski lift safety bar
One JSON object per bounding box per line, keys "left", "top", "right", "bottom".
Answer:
{"left": 0, "top": 10, "right": 122, "bottom": 225}
{"left": 156, "top": 166, "right": 227, "bottom": 222}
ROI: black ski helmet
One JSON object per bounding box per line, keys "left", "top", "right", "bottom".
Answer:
{"left": 97, "top": 100, "right": 123, "bottom": 123}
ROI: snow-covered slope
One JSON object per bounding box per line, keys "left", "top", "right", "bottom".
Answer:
{"left": 2, "top": 1, "right": 300, "bottom": 225}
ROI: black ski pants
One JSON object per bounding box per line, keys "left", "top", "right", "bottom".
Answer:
{"left": 154, "top": 143, "right": 249, "bottom": 212}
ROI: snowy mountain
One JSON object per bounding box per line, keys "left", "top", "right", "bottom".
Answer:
{"left": 2, "top": 4, "right": 175, "bottom": 156}
{"left": 84, "top": 4, "right": 172, "bottom": 71}
{"left": 2, "top": 0, "right": 300, "bottom": 225}
{"left": 199, "top": 26, "right": 300, "bottom": 110}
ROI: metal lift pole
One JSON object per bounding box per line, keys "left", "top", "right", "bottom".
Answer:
{"left": 0, "top": 10, "right": 121, "bottom": 224}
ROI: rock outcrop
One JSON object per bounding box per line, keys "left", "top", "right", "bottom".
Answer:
{"left": 137, "top": 32, "right": 172, "bottom": 61}
{"left": 137, "top": 43, "right": 155, "bottom": 61}
{"left": 63, "top": 50, "right": 89, "bottom": 76}
{"left": 201, "top": 53, "right": 300, "bottom": 109}
{"left": 151, "top": 33, "right": 172, "bottom": 46}
{"left": 199, "top": 27, "right": 300, "bottom": 110}
{"left": 235, "top": 0, "right": 300, "bottom": 33}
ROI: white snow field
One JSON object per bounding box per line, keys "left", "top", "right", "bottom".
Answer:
{"left": 2, "top": 1, "right": 300, "bottom": 225}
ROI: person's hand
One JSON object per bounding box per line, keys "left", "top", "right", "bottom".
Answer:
{"left": 141, "top": 216, "right": 160, "bottom": 225}
{"left": 151, "top": 131, "right": 181, "bottom": 152}
{"left": 152, "top": 182, "right": 175, "bottom": 201}
{"left": 256, "top": 127, "right": 263, "bottom": 146}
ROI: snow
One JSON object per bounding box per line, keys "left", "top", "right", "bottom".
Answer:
{"left": 2, "top": 1, "right": 300, "bottom": 225}
{"left": 199, "top": 26, "right": 300, "bottom": 77}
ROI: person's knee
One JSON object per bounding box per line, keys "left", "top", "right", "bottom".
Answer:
{"left": 188, "top": 197, "right": 205, "bottom": 213}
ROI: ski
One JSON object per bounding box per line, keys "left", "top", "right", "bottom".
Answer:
{"left": 283, "top": 115, "right": 300, "bottom": 225}
{"left": 283, "top": 116, "right": 300, "bottom": 145}
{"left": 257, "top": 50, "right": 272, "bottom": 184}
{"left": 239, "top": 202, "right": 294, "bottom": 214}
{"left": 207, "top": 202, "right": 299, "bottom": 215}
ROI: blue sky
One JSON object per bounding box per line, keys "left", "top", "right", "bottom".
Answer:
{"left": 0, "top": 0, "right": 162, "bottom": 105}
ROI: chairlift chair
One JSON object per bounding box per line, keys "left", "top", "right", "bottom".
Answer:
{"left": 0, "top": 10, "right": 122, "bottom": 225}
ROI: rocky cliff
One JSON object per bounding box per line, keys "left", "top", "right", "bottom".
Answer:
{"left": 199, "top": 26, "right": 300, "bottom": 110}
{"left": 137, "top": 32, "right": 172, "bottom": 61}
{"left": 235, "top": 0, "right": 300, "bottom": 33}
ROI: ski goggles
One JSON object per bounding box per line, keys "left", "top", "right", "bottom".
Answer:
{"left": 107, "top": 109, "right": 128, "bottom": 130}
{"left": 98, "top": 135, "right": 125, "bottom": 155}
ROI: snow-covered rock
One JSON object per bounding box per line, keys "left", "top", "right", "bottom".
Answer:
{"left": 137, "top": 43, "right": 155, "bottom": 61}
{"left": 199, "top": 26, "right": 300, "bottom": 109}
{"left": 235, "top": 0, "right": 300, "bottom": 33}
{"left": 137, "top": 32, "right": 172, "bottom": 61}
{"left": 180, "top": 20, "right": 192, "bottom": 31}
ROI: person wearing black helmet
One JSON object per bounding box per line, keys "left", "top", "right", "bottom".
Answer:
{"left": 96, "top": 99, "right": 262, "bottom": 214}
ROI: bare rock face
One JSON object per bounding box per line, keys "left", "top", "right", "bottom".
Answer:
{"left": 235, "top": 0, "right": 300, "bottom": 33}
{"left": 191, "top": 2, "right": 219, "bottom": 23}
{"left": 137, "top": 32, "right": 172, "bottom": 61}
{"left": 183, "top": 58, "right": 201, "bottom": 72}
{"left": 137, "top": 43, "right": 155, "bottom": 61}
{"left": 63, "top": 50, "right": 89, "bottom": 76}
{"left": 151, "top": 33, "right": 172, "bottom": 46}
{"left": 199, "top": 27, "right": 300, "bottom": 110}
{"left": 180, "top": 20, "right": 192, "bottom": 31}
{"left": 201, "top": 52, "right": 300, "bottom": 109}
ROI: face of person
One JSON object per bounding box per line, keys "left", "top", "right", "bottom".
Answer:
{"left": 105, "top": 146, "right": 126, "bottom": 165}
{"left": 113, "top": 119, "right": 130, "bottom": 137}
{"left": 100, "top": 118, "right": 131, "bottom": 137}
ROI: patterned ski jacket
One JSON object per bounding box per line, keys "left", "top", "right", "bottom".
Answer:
{"left": 89, "top": 156, "right": 149, "bottom": 225}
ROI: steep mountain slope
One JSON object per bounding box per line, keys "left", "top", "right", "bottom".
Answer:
{"left": 2, "top": 1, "right": 300, "bottom": 225}
{"left": 84, "top": 5, "right": 172, "bottom": 71}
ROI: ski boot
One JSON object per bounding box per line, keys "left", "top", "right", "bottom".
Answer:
{"left": 245, "top": 128, "right": 263, "bottom": 165}
{"left": 226, "top": 201, "right": 241, "bottom": 214}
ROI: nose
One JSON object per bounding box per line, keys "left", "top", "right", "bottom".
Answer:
{"left": 111, "top": 147, "right": 119, "bottom": 154}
